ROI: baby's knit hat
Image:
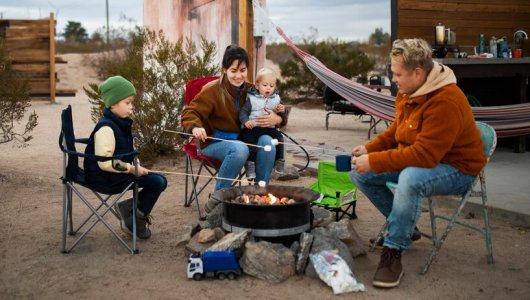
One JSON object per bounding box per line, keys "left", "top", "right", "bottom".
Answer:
{"left": 99, "top": 76, "right": 137, "bottom": 108}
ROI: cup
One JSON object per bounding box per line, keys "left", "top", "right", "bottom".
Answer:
{"left": 513, "top": 48, "right": 522, "bottom": 58}
{"left": 335, "top": 155, "right": 352, "bottom": 172}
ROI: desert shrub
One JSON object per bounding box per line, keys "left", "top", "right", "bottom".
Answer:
{"left": 84, "top": 28, "right": 218, "bottom": 162}
{"left": 276, "top": 38, "right": 375, "bottom": 103}
{"left": 0, "top": 40, "right": 38, "bottom": 145}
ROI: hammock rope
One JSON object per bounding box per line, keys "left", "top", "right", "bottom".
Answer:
{"left": 252, "top": 0, "right": 530, "bottom": 138}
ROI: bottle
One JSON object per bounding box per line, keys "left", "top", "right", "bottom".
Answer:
{"left": 489, "top": 36, "right": 497, "bottom": 58}
{"left": 479, "top": 34, "right": 485, "bottom": 54}
{"left": 509, "top": 48, "right": 512, "bottom": 58}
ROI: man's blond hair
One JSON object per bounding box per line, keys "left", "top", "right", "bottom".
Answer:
{"left": 391, "top": 38, "right": 434, "bottom": 72}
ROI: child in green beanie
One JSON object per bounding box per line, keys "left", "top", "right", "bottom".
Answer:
{"left": 84, "top": 75, "right": 167, "bottom": 240}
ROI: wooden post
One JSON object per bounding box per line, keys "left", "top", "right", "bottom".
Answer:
{"left": 238, "top": 0, "right": 254, "bottom": 82}
{"left": 49, "top": 12, "right": 56, "bottom": 103}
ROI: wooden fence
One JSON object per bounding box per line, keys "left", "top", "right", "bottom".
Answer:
{"left": 0, "top": 12, "right": 76, "bottom": 102}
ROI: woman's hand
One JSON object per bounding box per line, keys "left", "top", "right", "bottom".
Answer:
{"left": 255, "top": 109, "right": 282, "bottom": 127}
{"left": 192, "top": 127, "right": 207, "bottom": 142}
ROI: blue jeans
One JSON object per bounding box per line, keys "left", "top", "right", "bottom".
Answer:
{"left": 137, "top": 173, "right": 167, "bottom": 215}
{"left": 200, "top": 135, "right": 276, "bottom": 190}
{"left": 350, "top": 164, "right": 475, "bottom": 252}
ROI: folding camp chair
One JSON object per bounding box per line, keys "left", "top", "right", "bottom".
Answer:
{"left": 371, "top": 121, "right": 497, "bottom": 274}
{"left": 59, "top": 105, "right": 140, "bottom": 254}
{"left": 309, "top": 160, "right": 358, "bottom": 221}
{"left": 182, "top": 76, "right": 245, "bottom": 219}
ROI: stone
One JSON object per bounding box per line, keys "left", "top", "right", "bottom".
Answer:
{"left": 197, "top": 228, "right": 217, "bottom": 243}
{"left": 296, "top": 232, "right": 314, "bottom": 275}
{"left": 208, "top": 229, "right": 252, "bottom": 255}
{"left": 185, "top": 231, "right": 215, "bottom": 256}
{"left": 213, "top": 227, "right": 226, "bottom": 240}
{"left": 305, "top": 227, "right": 355, "bottom": 279}
{"left": 326, "top": 219, "right": 366, "bottom": 257}
{"left": 311, "top": 206, "right": 334, "bottom": 228}
{"left": 175, "top": 223, "right": 200, "bottom": 247}
{"left": 270, "top": 166, "right": 299, "bottom": 181}
{"left": 240, "top": 241, "right": 296, "bottom": 283}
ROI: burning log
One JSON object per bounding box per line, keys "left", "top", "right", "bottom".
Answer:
{"left": 235, "top": 193, "right": 297, "bottom": 205}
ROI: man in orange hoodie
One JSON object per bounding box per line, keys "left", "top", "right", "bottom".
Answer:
{"left": 349, "top": 39, "right": 486, "bottom": 288}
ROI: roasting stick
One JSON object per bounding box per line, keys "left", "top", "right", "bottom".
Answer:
{"left": 151, "top": 169, "right": 267, "bottom": 187}
{"left": 270, "top": 138, "right": 350, "bottom": 155}
{"left": 164, "top": 129, "right": 272, "bottom": 151}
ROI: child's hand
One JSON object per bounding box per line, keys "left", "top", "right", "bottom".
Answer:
{"left": 245, "top": 120, "right": 254, "bottom": 129}
{"left": 130, "top": 165, "right": 149, "bottom": 176}
{"left": 275, "top": 104, "right": 285, "bottom": 113}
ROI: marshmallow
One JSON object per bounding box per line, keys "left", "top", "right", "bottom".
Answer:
{"left": 271, "top": 139, "right": 279, "bottom": 145}
{"left": 264, "top": 145, "right": 272, "bottom": 152}
{"left": 258, "top": 181, "right": 266, "bottom": 187}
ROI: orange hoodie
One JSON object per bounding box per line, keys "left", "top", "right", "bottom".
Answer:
{"left": 366, "top": 63, "right": 486, "bottom": 176}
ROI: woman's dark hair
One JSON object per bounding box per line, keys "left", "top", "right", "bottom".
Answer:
{"left": 222, "top": 45, "right": 249, "bottom": 70}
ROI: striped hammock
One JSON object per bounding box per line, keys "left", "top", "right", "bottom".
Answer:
{"left": 257, "top": 1, "right": 530, "bottom": 138}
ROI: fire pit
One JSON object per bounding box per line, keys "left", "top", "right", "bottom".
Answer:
{"left": 210, "top": 185, "right": 321, "bottom": 237}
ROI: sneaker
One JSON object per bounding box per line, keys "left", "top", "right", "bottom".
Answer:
{"left": 370, "top": 226, "right": 422, "bottom": 248}
{"left": 273, "top": 158, "right": 285, "bottom": 173}
{"left": 119, "top": 207, "right": 152, "bottom": 240}
{"left": 245, "top": 161, "right": 256, "bottom": 179}
{"left": 373, "top": 247, "right": 404, "bottom": 288}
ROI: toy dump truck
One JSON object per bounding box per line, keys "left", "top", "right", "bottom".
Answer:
{"left": 187, "top": 250, "right": 241, "bottom": 280}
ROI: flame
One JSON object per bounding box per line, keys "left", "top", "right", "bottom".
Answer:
{"left": 242, "top": 194, "right": 250, "bottom": 204}
{"left": 268, "top": 193, "right": 277, "bottom": 205}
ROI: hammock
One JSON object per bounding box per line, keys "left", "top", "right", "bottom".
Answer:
{"left": 253, "top": 1, "right": 530, "bottom": 138}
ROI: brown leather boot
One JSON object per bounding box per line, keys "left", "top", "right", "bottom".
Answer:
{"left": 373, "top": 247, "right": 404, "bottom": 288}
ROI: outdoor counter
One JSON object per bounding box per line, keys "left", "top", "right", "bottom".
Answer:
{"left": 436, "top": 57, "right": 530, "bottom": 152}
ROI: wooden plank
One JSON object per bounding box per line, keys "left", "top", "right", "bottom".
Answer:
{"left": 11, "top": 64, "right": 49, "bottom": 73}
{"left": 29, "top": 78, "right": 51, "bottom": 94}
{"left": 0, "top": 19, "right": 50, "bottom": 27}
{"left": 8, "top": 49, "right": 50, "bottom": 62}
{"left": 5, "top": 37, "right": 49, "bottom": 51}
{"left": 49, "top": 12, "right": 55, "bottom": 102}
{"left": 4, "top": 27, "right": 50, "bottom": 38}
{"left": 399, "top": 0, "right": 530, "bottom": 13}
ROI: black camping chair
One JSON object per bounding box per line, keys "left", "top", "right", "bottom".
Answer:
{"left": 323, "top": 86, "right": 380, "bottom": 138}
{"left": 59, "top": 105, "right": 140, "bottom": 254}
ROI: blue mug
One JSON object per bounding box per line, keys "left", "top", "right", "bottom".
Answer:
{"left": 335, "top": 155, "right": 352, "bottom": 172}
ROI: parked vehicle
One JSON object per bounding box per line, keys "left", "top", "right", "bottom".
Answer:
{"left": 187, "top": 250, "right": 241, "bottom": 280}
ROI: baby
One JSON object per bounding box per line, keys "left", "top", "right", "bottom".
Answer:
{"left": 239, "top": 67, "right": 286, "bottom": 179}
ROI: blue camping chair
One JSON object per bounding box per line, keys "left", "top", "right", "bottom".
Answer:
{"left": 371, "top": 121, "right": 497, "bottom": 274}
{"left": 59, "top": 105, "right": 140, "bottom": 254}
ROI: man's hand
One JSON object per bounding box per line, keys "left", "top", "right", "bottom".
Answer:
{"left": 352, "top": 145, "right": 367, "bottom": 157}
{"left": 192, "top": 127, "right": 207, "bottom": 142}
{"left": 351, "top": 154, "right": 372, "bottom": 174}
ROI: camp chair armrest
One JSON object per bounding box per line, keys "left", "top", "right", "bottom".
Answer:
{"left": 75, "top": 138, "right": 89, "bottom": 144}
{"left": 60, "top": 146, "right": 139, "bottom": 162}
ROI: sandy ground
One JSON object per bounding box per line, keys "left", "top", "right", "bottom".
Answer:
{"left": 1, "top": 53, "right": 530, "bottom": 299}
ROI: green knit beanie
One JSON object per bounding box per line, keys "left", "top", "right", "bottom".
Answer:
{"left": 99, "top": 76, "right": 137, "bottom": 108}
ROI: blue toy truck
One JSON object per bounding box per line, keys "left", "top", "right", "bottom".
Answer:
{"left": 187, "top": 250, "right": 241, "bottom": 280}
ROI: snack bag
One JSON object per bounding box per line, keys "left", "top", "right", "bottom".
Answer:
{"left": 309, "top": 250, "right": 366, "bottom": 294}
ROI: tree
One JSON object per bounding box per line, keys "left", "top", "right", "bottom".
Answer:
{"left": 369, "top": 28, "right": 390, "bottom": 47}
{"left": 63, "top": 21, "right": 88, "bottom": 43}
{"left": 84, "top": 28, "right": 218, "bottom": 162}
{"left": 278, "top": 38, "right": 375, "bottom": 102}
{"left": 0, "top": 40, "right": 38, "bottom": 145}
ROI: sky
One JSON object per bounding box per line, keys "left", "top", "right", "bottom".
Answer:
{"left": 0, "top": 0, "right": 390, "bottom": 42}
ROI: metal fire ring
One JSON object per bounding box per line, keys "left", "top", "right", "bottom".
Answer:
{"left": 222, "top": 220, "right": 310, "bottom": 237}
